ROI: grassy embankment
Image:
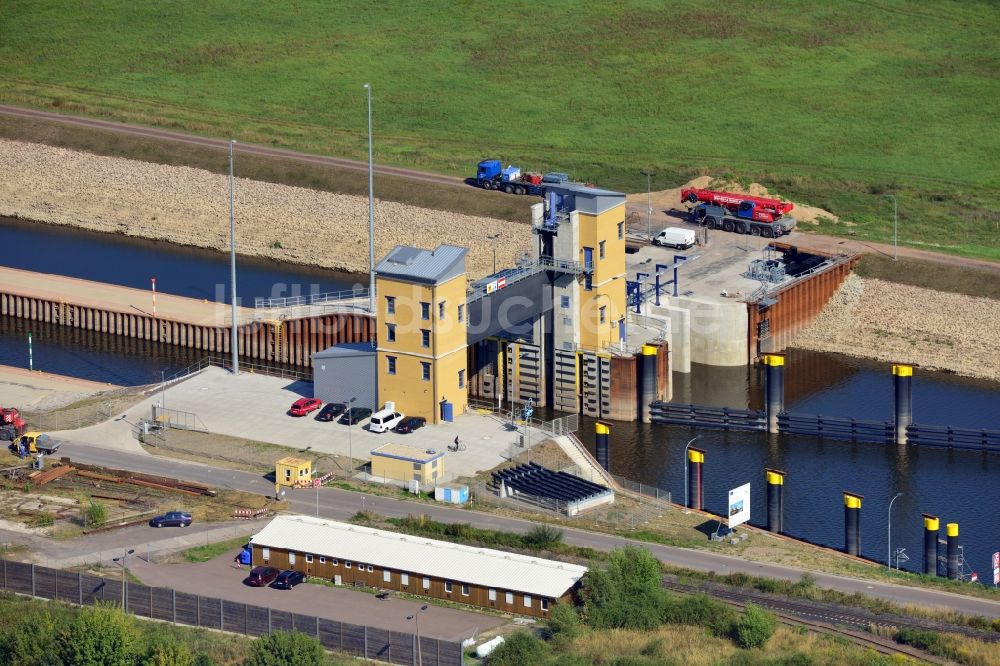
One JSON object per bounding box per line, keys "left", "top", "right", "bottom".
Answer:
{"left": 1, "top": 1, "right": 998, "bottom": 260}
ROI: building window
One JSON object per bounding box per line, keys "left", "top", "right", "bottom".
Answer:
{"left": 332, "top": 559, "right": 339, "bottom": 566}
{"left": 439, "top": 301, "right": 446, "bottom": 320}
{"left": 524, "top": 594, "right": 532, "bottom": 608}
{"left": 384, "top": 569, "right": 392, "bottom": 583}
{"left": 319, "top": 556, "right": 326, "bottom": 564}
{"left": 458, "top": 369, "right": 466, "bottom": 389}
{"left": 584, "top": 274, "right": 593, "bottom": 291}
{"left": 421, "top": 362, "right": 431, "bottom": 381}
{"left": 401, "top": 573, "right": 409, "bottom": 586}
{"left": 562, "top": 316, "right": 572, "bottom": 327}
{"left": 445, "top": 581, "right": 453, "bottom": 594}
{"left": 505, "top": 591, "right": 514, "bottom": 605}
{"left": 599, "top": 240, "right": 606, "bottom": 259}
{"left": 488, "top": 588, "right": 497, "bottom": 602}
{"left": 305, "top": 554, "right": 313, "bottom": 563}
{"left": 420, "top": 302, "right": 430, "bottom": 320}
{"left": 345, "top": 561, "right": 351, "bottom": 569}
{"left": 458, "top": 304, "right": 465, "bottom": 322}
{"left": 423, "top": 577, "right": 430, "bottom": 590}
{"left": 367, "top": 564, "right": 373, "bottom": 572}
{"left": 461, "top": 583, "right": 470, "bottom": 596}
{"left": 599, "top": 306, "right": 607, "bottom": 324}
{"left": 386, "top": 323, "right": 396, "bottom": 342}
{"left": 560, "top": 295, "right": 570, "bottom": 309}
{"left": 413, "top": 462, "right": 423, "bottom": 471}
{"left": 421, "top": 329, "right": 430, "bottom": 348}
{"left": 386, "top": 296, "right": 395, "bottom": 315}
{"left": 618, "top": 221, "right": 624, "bottom": 240}
{"left": 261, "top": 548, "right": 270, "bottom": 562}
{"left": 541, "top": 598, "right": 550, "bottom": 611}
{"left": 387, "top": 356, "right": 397, "bottom": 375}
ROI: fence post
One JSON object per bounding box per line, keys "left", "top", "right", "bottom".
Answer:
{"left": 31, "top": 563, "right": 35, "bottom": 597}
{"left": 150, "top": 588, "right": 154, "bottom": 618}
{"left": 244, "top": 603, "right": 248, "bottom": 635}
{"left": 78, "top": 572, "right": 83, "bottom": 605}
{"left": 364, "top": 625, "right": 368, "bottom": 659}
{"left": 268, "top": 607, "right": 272, "bottom": 634}
{"left": 220, "top": 598, "right": 224, "bottom": 631}
{"left": 315, "top": 615, "right": 320, "bottom": 641}
{"left": 55, "top": 569, "right": 58, "bottom": 600}
{"left": 196, "top": 595, "right": 200, "bottom": 627}
{"left": 3, "top": 558, "right": 6, "bottom": 590}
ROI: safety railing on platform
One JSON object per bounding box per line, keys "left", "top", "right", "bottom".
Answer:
{"left": 162, "top": 356, "right": 312, "bottom": 384}
{"left": 254, "top": 288, "right": 369, "bottom": 309}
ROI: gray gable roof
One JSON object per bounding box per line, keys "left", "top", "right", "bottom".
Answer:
{"left": 375, "top": 244, "right": 468, "bottom": 285}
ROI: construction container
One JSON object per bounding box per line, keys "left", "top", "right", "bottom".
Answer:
{"left": 275, "top": 457, "right": 313, "bottom": 487}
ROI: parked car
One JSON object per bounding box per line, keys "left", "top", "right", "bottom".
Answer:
{"left": 149, "top": 511, "right": 192, "bottom": 528}
{"left": 338, "top": 407, "right": 372, "bottom": 425}
{"left": 272, "top": 569, "right": 306, "bottom": 589}
{"left": 368, "top": 409, "right": 404, "bottom": 433}
{"left": 393, "top": 416, "right": 427, "bottom": 434}
{"left": 247, "top": 566, "right": 279, "bottom": 587}
{"left": 316, "top": 402, "right": 347, "bottom": 421}
{"left": 288, "top": 397, "right": 322, "bottom": 417}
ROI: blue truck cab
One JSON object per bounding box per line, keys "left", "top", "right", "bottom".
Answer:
{"left": 477, "top": 159, "right": 503, "bottom": 185}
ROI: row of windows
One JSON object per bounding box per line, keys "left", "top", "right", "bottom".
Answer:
{"left": 385, "top": 297, "right": 464, "bottom": 323}
{"left": 385, "top": 357, "right": 465, "bottom": 388}
{"left": 385, "top": 324, "right": 432, "bottom": 348}
{"left": 261, "top": 549, "right": 549, "bottom": 610}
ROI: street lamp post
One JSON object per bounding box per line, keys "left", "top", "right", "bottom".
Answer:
{"left": 229, "top": 140, "right": 239, "bottom": 375}
{"left": 884, "top": 194, "right": 897, "bottom": 262}
{"left": 364, "top": 84, "right": 376, "bottom": 314}
{"left": 641, "top": 171, "right": 656, "bottom": 240}
{"left": 887, "top": 492, "right": 903, "bottom": 571}
{"left": 346, "top": 396, "right": 357, "bottom": 476}
{"left": 487, "top": 232, "right": 502, "bottom": 274}
{"left": 406, "top": 604, "right": 429, "bottom": 666}
{"left": 113, "top": 548, "right": 135, "bottom": 612}
{"left": 683, "top": 435, "right": 702, "bottom": 512}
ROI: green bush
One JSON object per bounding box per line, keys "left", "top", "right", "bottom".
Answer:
{"left": 662, "top": 593, "right": 736, "bottom": 637}
{"left": 546, "top": 602, "right": 581, "bottom": 644}
{"left": 486, "top": 632, "right": 548, "bottom": 666}
{"left": 86, "top": 500, "right": 107, "bottom": 528}
{"left": 734, "top": 604, "right": 777, "bottom": 649}
{"left": 524, "top": 524, "right": 564, "bottom": 550}
{"left": 581, "top": 547, "right": 669, "bottom": 630}
{"left": 0, "top": 606, "right": 66, "bottom": 666}
{"left": 144, "top": 641, "right": 194, "bottom": 666}
{"left": 242, "top": 630, "right": 328, "bottom": 666}
{"left": 63, "top": 602, "right": 138, "bottom": 666}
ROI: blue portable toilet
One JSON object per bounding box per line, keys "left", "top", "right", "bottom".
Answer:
{"left": 440, "top": 401, "right": 454, "bottom": 422}
{"left": 239, "top": 547, "right": 252, "bottom": 565}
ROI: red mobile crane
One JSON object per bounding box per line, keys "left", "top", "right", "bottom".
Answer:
{"left": 0, "top": 407, "right": 26, "bottom": 441}
{"left": 680, "top": 188, "right": 794, "bottom": 223}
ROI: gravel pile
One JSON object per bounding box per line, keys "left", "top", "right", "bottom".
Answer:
{"left": 0, "top": 139, "right": 532, "bottom": 279}
{"left": 793, "top": 274, "right": 1000, "bottom": 381}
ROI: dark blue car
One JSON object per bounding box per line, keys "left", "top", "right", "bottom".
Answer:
{"left": 149, "top": 511, "right": 192, "bottom": 528}
{"left": 273, "top": 570, "right": 306, "bottom": 589}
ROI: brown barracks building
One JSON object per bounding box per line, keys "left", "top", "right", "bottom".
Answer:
{"left": 249, "top": 515, "right": 587, "bottom": 618}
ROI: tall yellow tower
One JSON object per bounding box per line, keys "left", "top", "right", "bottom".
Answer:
{"left": 375, "top": 245, "right": 469, "bottom": 424}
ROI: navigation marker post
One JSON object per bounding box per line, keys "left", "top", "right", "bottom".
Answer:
{"left": 28, "top": 332, "right": 33, "bottom": 371}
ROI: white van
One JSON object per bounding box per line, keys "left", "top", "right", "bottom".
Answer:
{"left": 653, "top": 227, "right": 696, "bottom": 250}
{"left": 368, "top": 409, "right": 404, "bottom": 433}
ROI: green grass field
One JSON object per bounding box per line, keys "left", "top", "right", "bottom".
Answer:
{"left": 1, "top": 1, "right": 998, "bottom": 260}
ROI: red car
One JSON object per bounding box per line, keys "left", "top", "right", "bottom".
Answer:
{"left": 246, "top": 566, "right": 279, "bottom": 587}
{"left": 288, "top": 398, "right": 322, "bottom": 417}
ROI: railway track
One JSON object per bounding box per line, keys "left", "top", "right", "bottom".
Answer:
{"left": 663, "top": 576, "right": 998, "bottom": 664}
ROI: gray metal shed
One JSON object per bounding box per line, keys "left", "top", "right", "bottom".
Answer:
{"left": 311, "top": 342, "right": 377, "bottom": 409}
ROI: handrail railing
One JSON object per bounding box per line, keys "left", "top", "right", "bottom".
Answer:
{"left": 254, "top": 288, "right": 369, "bottom": 309}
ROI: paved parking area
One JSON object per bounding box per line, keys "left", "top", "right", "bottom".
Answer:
{"left": 62, "top": 367, "right": 542, "bottom": 479}
{"left": 130, "top": 552, "right": 506, "bottom": 642}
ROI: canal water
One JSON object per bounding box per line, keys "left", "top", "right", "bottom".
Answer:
{"left": 2, "top": 218, "right": 998, "bottom": 581}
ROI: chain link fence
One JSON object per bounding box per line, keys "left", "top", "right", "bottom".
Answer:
{"left": 0, "top": 559, "right": 464, "bottom": 666}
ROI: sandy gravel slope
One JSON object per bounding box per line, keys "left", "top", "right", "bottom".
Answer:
{"left": 0, "top": 139, "right": 531, "bottom": 280}
{"left": 792, "top": 274, "right": 1000, "bottom": 381}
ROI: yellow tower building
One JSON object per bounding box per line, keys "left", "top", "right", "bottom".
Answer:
{"left": 375, "top": 245, "right": 469, "bottom": 424}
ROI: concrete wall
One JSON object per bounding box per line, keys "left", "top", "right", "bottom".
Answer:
{"left": 655, "top": 296, "right": 748, "bottom": 367}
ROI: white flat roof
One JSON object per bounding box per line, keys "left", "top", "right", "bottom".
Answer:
{"left": 251, "top": 514, "right": 587, "bottom": 598}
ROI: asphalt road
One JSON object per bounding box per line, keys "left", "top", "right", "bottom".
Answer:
{"left": 63, "top": 443, "right": 1000, "bottom": 619}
